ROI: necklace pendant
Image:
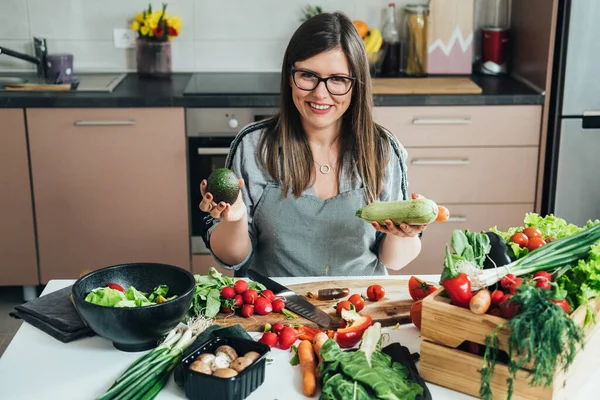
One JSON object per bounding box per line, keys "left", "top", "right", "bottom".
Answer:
{"left": 319, "top": 164, "right": 331, "bottom": 174}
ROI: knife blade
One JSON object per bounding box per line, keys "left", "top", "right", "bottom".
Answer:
{"left": 247, "top": 269, "right": 332, "bottom": 328}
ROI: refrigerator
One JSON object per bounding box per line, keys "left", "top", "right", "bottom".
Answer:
{"left": 543, "top": 0, "right": 600, "bottom": 226}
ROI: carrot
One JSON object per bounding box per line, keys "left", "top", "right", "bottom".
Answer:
{"left": 469, "top": 289, "right": 491, "bottom": 315}
{"left": 298, "top": 339, "right": 317, "bottom": 397}
{"left": 435, "top": 205, "right": 449, "bottom": 222}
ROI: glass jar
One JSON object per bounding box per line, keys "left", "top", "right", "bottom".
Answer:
{"left": 402, "top": 4, "right": 429, "bottom": 76}
{"left": 135, "top": 39, "right": 172, "bottom": 79}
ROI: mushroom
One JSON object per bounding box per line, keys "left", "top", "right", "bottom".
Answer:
{"left": 195, "top": 353, "right": 216, "bottom": 364}
{"left": 230, "top": 356, "right": 253, "bottom": 372}
{"left": 189, "top": 360, "right": 212, "bottom": 375}
{"left": 212, "top": 368, "right": 238, "bottom": 378}
{"left": 215, "top": 345, "right": 238, "bottom": 362}
{"left": 244, "top": 351, "right": 261, "bottom": 363}
{"left": 210, "top": 354, "right": 232, "bottom": 371}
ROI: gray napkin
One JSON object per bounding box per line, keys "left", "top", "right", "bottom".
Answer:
{"left": 9, "top": 285, "right": 95, "bottom": 343}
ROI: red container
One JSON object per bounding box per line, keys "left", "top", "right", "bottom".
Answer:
{"left": 481, "top": 27, "right": 509, "bottom": 74}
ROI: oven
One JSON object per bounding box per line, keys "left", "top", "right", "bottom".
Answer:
{"left": 186, "top": 108, "right": 278, "bottom": 254}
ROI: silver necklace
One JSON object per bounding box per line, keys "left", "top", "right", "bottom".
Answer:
{"left": 314, "top": 160, "right": 331, "bottom": 174}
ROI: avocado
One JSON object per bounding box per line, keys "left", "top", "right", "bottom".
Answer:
{"left": 206, "top": 168, "right": 240, "bottom": 205}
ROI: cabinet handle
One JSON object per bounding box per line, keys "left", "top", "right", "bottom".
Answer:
{"left": 411, "top": 159, "right": 470, "bottom": 166}
{"left": 74, "top": 120, "right": 136, "bottom": 126}
{"left": 412, "top": 117, "right": 472, "bottom": 125}
{"left": 447, "top": 216, "right": 467, "bottom": 223}
{"left": 197, "top": 148, "right": 230, "bottom": 155}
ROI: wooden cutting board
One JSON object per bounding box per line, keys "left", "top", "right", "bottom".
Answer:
{"left": 213, "top": 279, "right": 415, "bottom": 332}
{"left": 371, "top": 77, "right": 482, "bottom": 95}
{"left": 3, "top": 83, "right": 72, "bottom": 91}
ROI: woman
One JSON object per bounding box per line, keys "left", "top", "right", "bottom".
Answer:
{"left": 199, "top": 12, "right": 427, "bottom": 277}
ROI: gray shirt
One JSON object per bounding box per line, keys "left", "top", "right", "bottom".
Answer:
{"left": 206, "top": 120, "right": 409, "bottom": 277}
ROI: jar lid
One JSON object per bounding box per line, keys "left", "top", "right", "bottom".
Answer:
{"left": 404, "top": 4, "right": 430, "bottom": 14}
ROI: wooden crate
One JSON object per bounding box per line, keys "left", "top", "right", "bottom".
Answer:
{"left": 419, "top": 288, "right": 600, "bottom": 399}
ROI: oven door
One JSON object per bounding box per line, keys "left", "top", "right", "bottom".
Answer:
{"left": 189, "top": 136, "right": 235, "bottom": 254}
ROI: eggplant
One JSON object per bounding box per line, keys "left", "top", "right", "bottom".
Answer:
{"left": 483, "top": 231, "right": 512, "bottom": 269}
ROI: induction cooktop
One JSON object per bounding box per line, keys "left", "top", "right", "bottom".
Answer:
{"left": 183, "top": 72, "right": 281, "bottom": 95}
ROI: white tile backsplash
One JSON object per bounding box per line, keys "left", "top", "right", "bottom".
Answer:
{"left": 0, "top": 0, "right": 424, "bottom": 72}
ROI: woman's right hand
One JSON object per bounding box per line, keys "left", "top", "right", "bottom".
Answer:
{"left": 199, "top": 178, "right": 247, "bottom": 222}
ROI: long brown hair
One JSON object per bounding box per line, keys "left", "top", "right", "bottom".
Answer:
{"left": 258, "top": 11, "right": 390, "bottom": 204}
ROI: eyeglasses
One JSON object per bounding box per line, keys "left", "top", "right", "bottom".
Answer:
{"left": 290, "top": 67, "right": 356, "bottom": 96}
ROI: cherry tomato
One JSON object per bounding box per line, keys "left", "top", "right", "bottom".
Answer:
{"left": 527, "top": 237, "right": 546, "bottom": 251}
{"left": 348, "top": 294, "right": 365, "bottom": 312}
{"left": 366, "top": 284, "right": 386, "bottom": 302}
{"left": 336, "top": 300, "right": 353, "bottom": 317}
{"left": 500, "top": 273, "right": 517, "bottom": 289}
{"left": 408, "top": 276, "right": 437, "bottom": 300}
{"left": 410, "top": 300, "right": 423, "bottom": 330}
{"left": 510, "top": 232, "right": 529, "bottom": 248}
{"left": 523, "top": 227, "right": 542, "bottom": 239}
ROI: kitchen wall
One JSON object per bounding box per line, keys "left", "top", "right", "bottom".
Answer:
{"left": 0, "top": 0, "right": 428, "bottom": 73}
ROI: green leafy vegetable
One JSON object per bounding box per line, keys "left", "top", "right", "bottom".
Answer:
{"left": 85, "top": 284, "right": 175, "bottom": 308}
{"left": 319, "top": 323, "right": 423, "bottom": 400}
{"left": 441, "top": 229, "right": 491, "bottom": 283}
{"left": 85, "top": 287, "right": 127, "bottom": 307}
{"left": 480, "top": 283, "right": 585, "bottom": 400}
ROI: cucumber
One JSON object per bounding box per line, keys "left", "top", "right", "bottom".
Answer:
{"left": 355, "top": 198, "right": 439, "bottom": 226}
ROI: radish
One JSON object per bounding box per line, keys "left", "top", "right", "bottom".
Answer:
{"left": 261, "top": 289, "right": 276, "bottom": 302}
{"left": 272, "top": 322, "right": 284, "bottom": 334}
{"left": 221, "top": 286, "right": 235, "bottom": 299}
{"left": 278, "top": 327, "right": 298, "bottom": 350}
{"left": 243, "top": 289, "right": 258, "bottom": 304}
{"left": 234, "top": 280, "right": 248, "bottom": 294}
{"left": 233, "top": 294, "right": 243, "bottom": 307}
{"left": 258, "top": 332, "right": 278, "bottom": 347}
{"left": 241, "top": 304, "right": 254, "bottom": 318}
{"left": 272, "top": 299, "right": 285, "bottom": 313}
{"left": 254, "top": 297, "right": 273, "bottom": 315}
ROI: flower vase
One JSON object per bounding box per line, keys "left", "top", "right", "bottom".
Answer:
{"left": 135, "top": 39, "right": 172, "bottom": 79}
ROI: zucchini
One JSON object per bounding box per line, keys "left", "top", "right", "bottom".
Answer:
{"left": 355, "top": 198, "right": 439, "bottom": 226}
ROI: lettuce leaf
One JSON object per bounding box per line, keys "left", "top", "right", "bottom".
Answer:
{"left": 84, "top": 287, "right": 128, "bottom": 307}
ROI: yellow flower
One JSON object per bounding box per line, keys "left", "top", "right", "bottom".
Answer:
{"left": 130, "top": 21, "right": 140, "bottom": 31}
{"left": 135, "top": 13, "right": 144, "bottom": 22}
{"left": 140, "top": 25, "right": 150, "bottom": 36}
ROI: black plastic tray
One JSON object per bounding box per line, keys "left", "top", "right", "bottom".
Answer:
{"left": 179, "top": 336, "right": 270, "bottom": 400}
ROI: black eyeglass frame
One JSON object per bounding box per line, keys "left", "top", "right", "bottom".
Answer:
{"left": 289, "top": 67, "right": 357, "bottom": 96}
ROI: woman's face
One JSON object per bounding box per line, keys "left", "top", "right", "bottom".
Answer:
{"left": 290, "top": 48, "right": 353, "bottom": 132}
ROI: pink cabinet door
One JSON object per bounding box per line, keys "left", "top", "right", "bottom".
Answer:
{"left": 27, "top": 108, "right": 190, "bottom": 283}
{"left": 0, "top": 109, "right": 38, "bottom": 285}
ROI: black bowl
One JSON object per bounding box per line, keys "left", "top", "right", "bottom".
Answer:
{"left": 71, "top": 262, "right": 195, "bottom": 352}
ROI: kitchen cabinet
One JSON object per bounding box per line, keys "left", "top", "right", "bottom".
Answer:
{"left": 0, "top": 109, "right": 38, "bottom": 286}
{"left": 192, "top": 255, "right": 233, "bottom": 277}
{"left": 26, "top": 108, "right": 190, "bottom": 283}
{"left": 373, "top": 105, "right": 542, "bottom": 275}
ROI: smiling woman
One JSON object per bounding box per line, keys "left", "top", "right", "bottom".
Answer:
{"left": 198, "top": 12, "right": 427, "bottom": 277}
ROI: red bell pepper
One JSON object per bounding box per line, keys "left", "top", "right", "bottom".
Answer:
{"left": 440, "top": 246, "right": 473, "bottom": 308}
{"left": 335, "top": 308, "right": 373, "bottom": 348}
{"left": 295, "top": 325, "right": 323, "bottom": 342}
{"left": 107, "top": 282, "right": 125, "bottom": 292}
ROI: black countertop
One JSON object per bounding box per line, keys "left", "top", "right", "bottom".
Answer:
{"left": 0, "top": 72, "right": 544, "bottom": 108}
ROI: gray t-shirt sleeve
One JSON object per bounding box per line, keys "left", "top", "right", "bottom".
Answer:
{"left": 206, "top": 124, "right": 267, "bottom": 271}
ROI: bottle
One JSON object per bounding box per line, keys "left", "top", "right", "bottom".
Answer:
{"left": 480, "top": 0, "right": 510, "bottom": 74}
{"left": 402, "top": 4, "right": 429, "bottom": 76}
{"left": 380, "top": 3, "right": 401, "bottom": 77}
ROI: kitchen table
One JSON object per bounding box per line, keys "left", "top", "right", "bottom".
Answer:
{"left": 0, "top": 275, "right": 598, "bottom": 400}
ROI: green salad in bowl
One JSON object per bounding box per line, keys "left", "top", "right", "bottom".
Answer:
{"left": 85, "top": 282, "right": 177, "bottom": 308}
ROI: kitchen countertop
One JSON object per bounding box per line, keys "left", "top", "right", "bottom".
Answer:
{"left": 0, "top": 72, "right": 544, "bottom": 108}
{"left": 0, "top": 276, "right": 598, "bottom": 400}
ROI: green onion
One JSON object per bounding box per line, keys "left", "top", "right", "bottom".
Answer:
{"left": 97, "top": 316, "right": 213, "bottom": 400}
{"left": 470, "top": 223, "right": 600, "bottom": 289}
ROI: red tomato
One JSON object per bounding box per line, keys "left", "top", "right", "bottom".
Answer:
{"left": 366, "top": 284, "right": 386, "bottom": 302}
{"left": 254, "top": 297, "right": 273, "bottom": 315}
{"left": 408, "top": 276, "right": 437, "bottom": 300}
{"left": 271, "top": 299, "right": 285, "bottom": 313}
{"left": 258, "top": 332, "right": 278, "bottom": 347}
{"left": 523, "top": 227, "right": 542, "bottom": 239}
{"left": 107, "top": 282, "right": 125, "bottom": 292}
{"left": 278, "top": 327, "right": 299, "bottom": 350}
{"left": 348, "top": 294, "right": 365, "bottom": 312}
{"left": 234, "top": 280, "right": 248, "bottom": 294}
{"left": 243, "top": 289, "right": 258, "bottom": 304}
{"left": 545, "top": 237, "right": 557, "bottom": 242}
{"left": 410, "top": 300, "right": 423, "bottom": 330}
{"left": 260, "top": 289, "right": 276, "bottom": 302}
{"left": 500, "top": 273, "right": 517, "bottom": 289}
{"left": 490, "top": 290, "right": 505, "bottom": 306}
{"left": 336, "top": 300, "right": 353, "bottom": 317}
{"left": 510, "top": 233, "right": 529, "bottom": 248}
{"left": 527, "top": 237, "right": 546, "bottom": 251}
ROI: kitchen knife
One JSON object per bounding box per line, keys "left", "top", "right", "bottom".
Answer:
{"left": 246, "top": 269, "right": 332, "bottom": 328}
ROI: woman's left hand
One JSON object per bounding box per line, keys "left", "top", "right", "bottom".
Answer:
{"left": 371, "top": 192, "right": 429, "bottom": 238}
